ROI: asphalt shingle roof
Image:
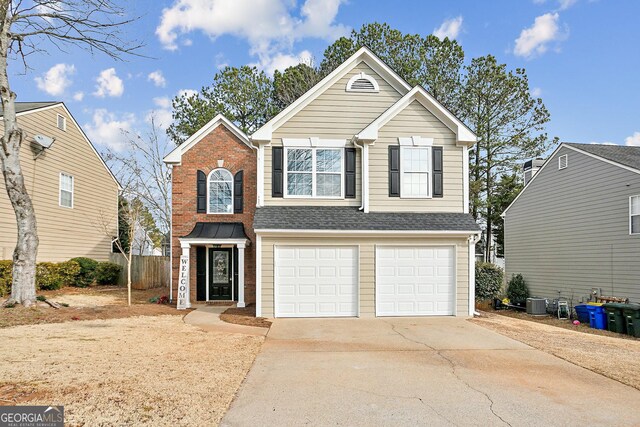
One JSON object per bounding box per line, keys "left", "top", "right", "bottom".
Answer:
{"left": 565, "top": 143, "right": 640, "bottom": 171}
{"left": 254, "top": 206, "right": 480, "bottom": 232}
{"left": 0, "top": 102, "right": 59, "bottom": 116}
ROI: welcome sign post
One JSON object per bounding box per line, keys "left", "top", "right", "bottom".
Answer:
{"left": 177, "top": 255, "right": 190, "bottom": 309}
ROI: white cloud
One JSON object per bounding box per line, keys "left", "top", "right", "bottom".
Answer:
{"left": 84, "top": 109, "right": 135, "bottom": 151}
{"left": 514, "top": 13, "right": 567, "bottom": 58}
{"left": 558, "top": 0, "right": 578, "bottom": 10}
{"left": 177, "top": 89, "right": 198, "bottom": 98}
{"left": 256, "top": 50, "right": 313, "bottom": 75}
{"left": 433, "top": 16, "right": 463, "bottom": 40}
{"left": 156, "top": 0, "right": 348, "bottom": 72}
{"left": 625, "top": 132, "right": 640, "bottom": 147}
{"left": 146, "top": 109, "right": 174, "bottom": 130}
{"left": 93, "top": 68, "right": 124, "bottom": 98}
{"left": 34, "top": 63, "right": 75, "bottom": 96}
{"left": 73, "top": 91, "right": 84, "bottom": 101}
{"left": 153, "top": 96, "right": 172, "bottom": 109}
{"left": 531, "top": 87, "right": 542, "bottom": 97}
{"left": 147, "top": 70, "right": 167, "bottom": 87}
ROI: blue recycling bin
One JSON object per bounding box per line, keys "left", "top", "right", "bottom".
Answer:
{"left": 574, "top": 305, "right": 590, "bottom": 324}
{"left": 585, "top": 305, "right": 607, "bottom": 330}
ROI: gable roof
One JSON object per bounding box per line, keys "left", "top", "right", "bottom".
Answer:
{"left": 564, "top": 143, "right": 640, "bottom": 171}
{"left": 163, "top": 114, "right": 253, "bottom": 164}
{"left": 0, "top": 102, "right": 59, "bottom": 116}
{"left": 1, "top": 101, "right": 121, "bottom": 190}
{"left": 502, "top": 142, "right": 640, "bottom": 217}
{"left": 356, "top": 86, "right": 476, "bottom": 146}
{"left": 250, "top": 46, "right": 412, "bottom": 142}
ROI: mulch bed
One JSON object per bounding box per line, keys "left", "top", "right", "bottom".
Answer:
{"left": 220, "top": 305, "right": 272, "bottom": 328}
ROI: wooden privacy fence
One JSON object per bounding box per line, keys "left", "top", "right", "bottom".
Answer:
{"left": 108, "top": 254, "right": 170, "bottom": 290}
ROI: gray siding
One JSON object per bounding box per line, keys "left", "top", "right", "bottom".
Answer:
{"left": 504, "top": 146, "right": 640, "bottom": 303}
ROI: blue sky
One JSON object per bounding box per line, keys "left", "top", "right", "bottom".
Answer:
{"left": 9, "top": 0, "right": 640, "bottom": 152}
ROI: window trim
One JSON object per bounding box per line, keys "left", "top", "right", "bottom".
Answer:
{"left": 399, "top": 146, "right": 433, "bottom": 199}
{"left": 283, "top": 147, "right": 345, "bottom": 199}
{"left": 207, "top": 168, "right": 234, "bottom": 215}
{"left": 59, "top": 172, "right": 74, "bottom": 208}
{"left": 57, "top": 114, "right": 66, "bottom": 131}
{"left": 630, "top": 195, "right": 640, "bottom": 235}
{"left": 558, "top": 154, "right": 568, "bottom": 170}
{"left": 345, "top": 72, "right": 380, "bottom": 93}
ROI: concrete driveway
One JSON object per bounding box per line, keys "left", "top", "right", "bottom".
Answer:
{"left": 222, "top": 317, "right": 640, "bottom": 426}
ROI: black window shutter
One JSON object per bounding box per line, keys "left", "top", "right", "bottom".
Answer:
{"left": 196, "top": 170, "right": 206, "bottom": 213}
{"left": 388, "top": 145, "right": 400, "bottom": 197}
{"left": 345, "top": 147, "right": 356, "bottom": 199}
{"left": 234, "top": 170, "right": 244, "bottom": 213}
{"left": 272, "top": 146, "right": 284, "bottom": 198}
{"left": 196, "top": 247, "right": 206, "bottom": 301}
{"left": 432, "top": 147, "right": 443, "bottom": 198}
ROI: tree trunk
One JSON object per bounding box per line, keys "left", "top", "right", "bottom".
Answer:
{"left": 0, "top": 5, "right": 39, "bottom": 306}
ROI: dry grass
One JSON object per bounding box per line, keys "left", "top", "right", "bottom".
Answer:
{"left": 220, "top": 305, "right": 272, "bottom": 328}
{"left": 471, "top": 312, "right": 640, "bottom": 390}
{"left": 0, "top": 315, "right": 263, "bottom": 426}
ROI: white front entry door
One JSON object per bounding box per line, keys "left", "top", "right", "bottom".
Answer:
{"left": 275, "top": 246, "right": 358, "bottom": 317}
{"left": 376, "top": 246, "right": 455, "bottom": 316}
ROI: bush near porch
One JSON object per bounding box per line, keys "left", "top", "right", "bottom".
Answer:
{"left": 475, "top": 262, "right": 504, "bottom": 301}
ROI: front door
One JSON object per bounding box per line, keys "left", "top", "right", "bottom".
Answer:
{"left": 209, "top": 248, "right": 232, "bottom": 300}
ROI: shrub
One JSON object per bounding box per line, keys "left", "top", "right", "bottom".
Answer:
{"left": 56, "top": 260, "right": 81, "bottom": 287}
{"left": 70, "top": 257, "right": 99, "bottom": 287}
{"left": 507, "top": 273, "right": 530, "bottom": 303}
{"left": 95, "top": 262, "right": 122, "bottom": 285}
{"left": 0, "top": 260, "right": 12, "bottom": 297}
{"left": 475, "top": 262, "right": 503, "bottom": 301}
{"left": 36, "top": 262, "right": 64, "bottom": 290}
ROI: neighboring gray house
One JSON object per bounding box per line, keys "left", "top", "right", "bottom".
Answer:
{"left": 503, "top": 143, "right": 640, "bottom": 304}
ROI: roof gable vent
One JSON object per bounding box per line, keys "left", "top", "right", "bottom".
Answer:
{"left": 346, "top": 72, "right": 379, "bottom": 93}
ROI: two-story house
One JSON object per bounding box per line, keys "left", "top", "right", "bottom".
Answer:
{"left": 0, "top": 102, "right": 119, "bottom": 262}
{"left": 165, "top": 48, "right": 480, "bottom": 317}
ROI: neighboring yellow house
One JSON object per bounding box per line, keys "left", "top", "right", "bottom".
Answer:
{"left": 0, "top": 102, "right": 119, "bottom": 262}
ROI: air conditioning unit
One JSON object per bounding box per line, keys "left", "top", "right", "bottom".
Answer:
{"left": 526, "top": 298, "right": 547, "bottom": 315}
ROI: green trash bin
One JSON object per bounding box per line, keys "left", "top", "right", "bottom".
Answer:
{"left": 622, "top": 304, "right": 640, "bottom": 338}
{"left": 602, "top": 303, "right": 627, "bottom": 334}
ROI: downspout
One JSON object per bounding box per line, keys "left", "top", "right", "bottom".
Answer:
{"left": 351, "top": 137, "right": 365, "bottom": 211}
{"left": 468, "top": 232, "right": 481, "bottom": 316}
{"left": 169, "top": 164, "right": 173, "bottom": 303}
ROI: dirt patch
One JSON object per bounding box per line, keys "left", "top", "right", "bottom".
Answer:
{"left": 221, "top": 305, "right": 272, "bottom": 328}
{"left": 471, "top": 312, "right": 640, "bottom": 390}
{"left": 0, "top": 315, "right": 263, "bottom": 426}
{"left": 0, "top": 287, "right": 180, "bottom": 329}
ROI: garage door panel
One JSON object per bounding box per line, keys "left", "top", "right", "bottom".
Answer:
{"left": 276, "top": 246, "right": 358, "bottom": 318}
{"left": 376, "top": 246, "right": 454, "bottom": 316}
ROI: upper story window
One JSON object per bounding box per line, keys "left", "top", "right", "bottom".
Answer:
{"left": 57, "top": 114, "right": 66, "bottom": 131}
{"left": 631, "top": 195, "right": 640, "bottom": 235}
{"left": 285, "top": 147, "right": 343, "bottom": 198}
{"left": 558, "top": 154, "right": 568, "bottom": 170}
{"left": 208, "top": 169, "right": 233, "bottom": 214}
{"left": 346, "top": 72, "right": 379, "bottom": 93}
{"left": 401, "top": 146, "right": 431, "bottom": 198}
{"left": 59, "top": 173, "right": 74, "bottom": 208}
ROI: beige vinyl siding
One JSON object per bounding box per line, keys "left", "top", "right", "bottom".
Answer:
{"left": 0, "top": 105, "right": 118, "bottom": 262}
{"left": 264, "top": 62, "right": 403, "bottom": 206}
{"left": 369, "top": 100, "right": 464, "bottom": 212}
{"left": 505, "top": 146, "right": 640, "bottom": 303}
{"left": 260, "top": 235, "right": 469, "bottom": 317}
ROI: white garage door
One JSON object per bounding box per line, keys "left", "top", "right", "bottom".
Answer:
{"left": 275, "top": 246, "right": 358, "bottom": 317}
{"left": 376, "top": 246, "right": 455, "bottom": 316}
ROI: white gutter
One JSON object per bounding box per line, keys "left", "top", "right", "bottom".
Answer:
{"left": 255, "top": 229, "right": 480, "bottom": 236}
{"left": 351, "top": 137, "right": 366, "bottom": 212}
{"left": 468, "top": 233, "right": 481, "bottom": 316}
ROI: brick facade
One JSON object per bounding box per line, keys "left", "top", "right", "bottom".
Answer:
{"left": 171, "top": 125, "right": 257, "bottom": 304}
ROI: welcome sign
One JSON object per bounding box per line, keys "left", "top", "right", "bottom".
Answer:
{"left": 177, "top": 255, "right": 189, "bottom": 309}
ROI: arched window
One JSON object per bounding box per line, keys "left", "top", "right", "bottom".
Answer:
{"left": 346, "top": 72, "right": 379, "bottom": 92}
{"left": 208, "top": 168, "right": 233, "bottom": 214}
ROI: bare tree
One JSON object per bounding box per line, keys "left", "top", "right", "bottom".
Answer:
{"left": 0, "top": 1, "right": 141, "bottom": 306}
{"left": 103, "top": 116, "right": 172, "bottom": 234}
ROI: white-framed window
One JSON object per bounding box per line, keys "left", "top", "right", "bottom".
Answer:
{"left": 285, "top": 147, "right": 343, "bottom": 198}
{"left": 631, "top": 195, "right": 640, "bottom": 235}
{"left": 208, "top": 168, "right": 233, "bottom": 214}
{"left": 558, "top": 154, "right": 568, "bottom": 170}
{"left": 59, "top": 173, "right": 73, "bottom": 208}
{"left": 401, "top": 146, "right": 431, "bottom": 198}
{"left": 57, "top": 114, "right": 66, "bottom": 131}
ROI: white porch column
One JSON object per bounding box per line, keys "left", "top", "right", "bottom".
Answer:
{"left": 177, "top": 242, "right": 191, "bottom": 309}
{"left": 468, "top": 236, "right": 477, "bottom": 316}
{"left": 237, "top": 242, "right": 246, "bottom": 308}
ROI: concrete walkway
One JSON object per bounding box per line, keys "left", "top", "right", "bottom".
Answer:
{"left": 222, "top": 317, "right": 640, "bottom": 427}
{"left": 183, "top": 305, "right": 268, "bottom": 336}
